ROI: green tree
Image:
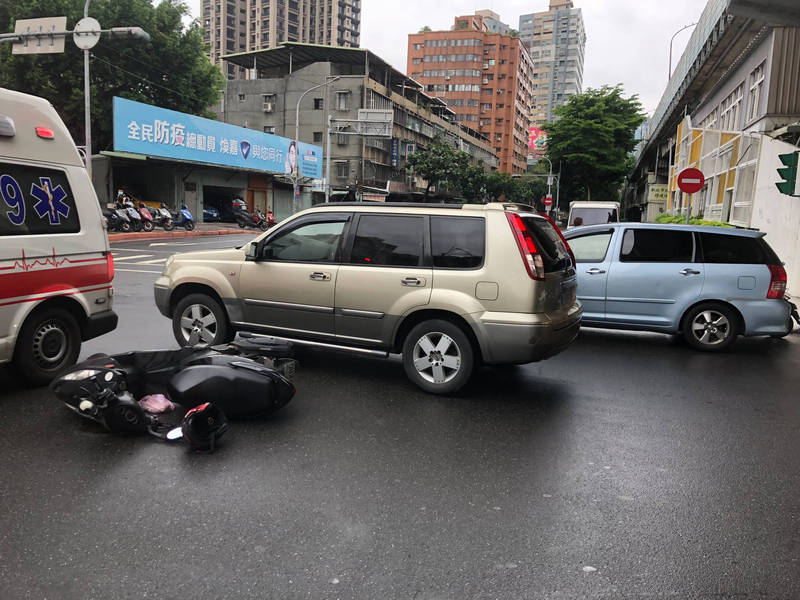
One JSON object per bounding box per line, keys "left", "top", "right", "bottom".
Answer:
{"left": 418, "top": 25, "right": 432, "bottom": 33}
{"left": 507, "top": 29, "right": 520, "bottom": 37}
{"left": 0, "top": 0, "right": 225, "bottom": 152}
{"left": 544, "top": 85, "right": 645, "bottom": 207}
{"left": 408, "top": 136, "right": 462, "bottom": 198}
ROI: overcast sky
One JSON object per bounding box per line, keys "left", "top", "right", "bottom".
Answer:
{"left": 187, "top": 0, "right": 707, "bottom": 116}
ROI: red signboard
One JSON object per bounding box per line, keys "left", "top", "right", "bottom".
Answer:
{"left": 677, "top": 168, "right": 705, "bottom": 194}
{"left": 544, "top": 195, "right": 553, "bottom": 207}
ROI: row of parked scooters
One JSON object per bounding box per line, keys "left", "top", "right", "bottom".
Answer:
{"left": 104, "top": 190, "right": 195, "bottom": 233}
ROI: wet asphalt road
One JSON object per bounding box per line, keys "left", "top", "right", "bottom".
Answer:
{"left": 1, "top": 235, "right": 799, "bottom": 599}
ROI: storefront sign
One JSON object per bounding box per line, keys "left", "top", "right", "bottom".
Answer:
{"left": 390, "top": 138, "right": 399, "bottom": 167}
{"left": 113, "top": 97, "right": 323, "bottom": 178}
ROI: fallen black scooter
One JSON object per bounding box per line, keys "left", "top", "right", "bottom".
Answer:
{"left": 50, "top": 333, "right": 297, "bottom": 450}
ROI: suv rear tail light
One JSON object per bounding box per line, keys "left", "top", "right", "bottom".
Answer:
{"left": 767, "top": 264, "right": 786, "bottom": 299}
{"left": 506, "top": 212, "right": 545, "bottom": 280}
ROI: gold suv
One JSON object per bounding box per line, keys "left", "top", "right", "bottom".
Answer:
{"left": 154, "top": 203, "right": 581, "bottom": 394}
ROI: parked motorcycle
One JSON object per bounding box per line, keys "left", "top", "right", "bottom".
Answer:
{"left": 170, "top": 203, "right": 195, "bottom": 231}
{"left": 136, "top": 202, "right": 155, "bottom": 232}
{"left": 153, "top": 205, "right": 175, "bottom": 231}
{"left": 236, "top": 208, "right": 269, "bottom": 231}
{"left": 104, "top": 206, "right": 132, "bottom": 232}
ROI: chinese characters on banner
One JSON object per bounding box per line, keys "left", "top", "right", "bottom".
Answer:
{"left": 113, "top": 97, "right": 323, "bottom": 179}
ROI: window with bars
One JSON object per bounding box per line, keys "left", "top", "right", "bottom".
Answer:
{"left": 747, "top": 62, "right": 765, "bottom": 123}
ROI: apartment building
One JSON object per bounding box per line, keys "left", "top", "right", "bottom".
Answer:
{"left": 221, "top": 43, "right": 498, "bottom": 201}
{"left": 202, "top": 0, "right": 361, "bottom": 79}
{"left": 407, "top": 13, "right": 534, "bottom": 174}
{"left": 519, "top": 0, "right": 586, "bottom": 128}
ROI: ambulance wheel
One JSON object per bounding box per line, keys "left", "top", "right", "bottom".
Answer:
{"left": 14, "top": 306, "right": 81, "bottom": 386}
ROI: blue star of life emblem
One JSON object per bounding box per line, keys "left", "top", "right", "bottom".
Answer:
{"left": 31, "top": 177, "right": 70, "bottom": 225}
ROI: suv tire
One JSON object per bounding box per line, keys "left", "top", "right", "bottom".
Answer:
{"left": 682, "top": 302, "right": 738, "bottom": 352}
{"left": 172, "top": 293, "right": 230, "bottom": 346}
{"left": 402, "top": 319, "right": 474, "bottom": 395}
{"left": 14, "top": 306, "right": 81, "bottom": 386}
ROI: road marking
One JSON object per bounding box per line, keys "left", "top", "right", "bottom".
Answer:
{"left": 112, "top": 254, "right": 152, "bottom": 261}
{"left": 115, "top": 268, "right": 162, "bottom": 274}
{"left": 149, "top": 241, "right": 202, "bottom": 247}
{"left": 137, "top": 258, "right": 167, "bottom": 265}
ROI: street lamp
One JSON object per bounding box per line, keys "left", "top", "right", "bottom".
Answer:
{"left": 292, "top": 76, "right": 341, "bottom": 214}
{"left": 668, "top": 22, "right": 697, "bottom": 82}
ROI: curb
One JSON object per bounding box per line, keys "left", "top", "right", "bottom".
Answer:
{"left": 108, "top": 228, "right": 247, "bottom": 243}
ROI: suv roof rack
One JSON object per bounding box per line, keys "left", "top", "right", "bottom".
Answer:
{"left": 502, "top": 203, "right": 536, "bottom": 212}
{"left": 319, "top": 202, "right": 466, "bottom": 209}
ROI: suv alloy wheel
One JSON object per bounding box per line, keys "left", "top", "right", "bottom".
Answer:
{"left": 402, "top": 319, "right": 475, "bottom": 395}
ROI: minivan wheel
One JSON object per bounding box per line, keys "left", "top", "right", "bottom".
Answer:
{"left": 682, "top": 303, "right": 737, "bottom": 351}
{"left": 14, "top": 307, "right": 81, "bottom": 386}
{"left": 402, "top": 319, "right": 474, "bottom": 395}
{"left": 172, "top": 293, "right": 230, "bottom": 346}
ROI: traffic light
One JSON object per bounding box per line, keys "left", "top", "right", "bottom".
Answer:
{"left": 776, "top": 151, "right": 799, "bottom": 196}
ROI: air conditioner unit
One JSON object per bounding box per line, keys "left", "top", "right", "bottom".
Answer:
{"left": 483, "top": 63, "right": 489, "bottom": 70}
{"left": 263, "top": 102, "right": 274, "bottom": 112}
{"left": 482, "top": 78, "right": 489, "bottom": 84}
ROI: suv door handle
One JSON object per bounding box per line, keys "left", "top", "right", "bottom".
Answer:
{"left": 586, "top": 268, "right": 606, "bottom": 275}
{"left": 680, "top": 268, "right": 701, "bottom": 276}
{"left": 401, "top": 276, "right": 425, "bottom": 287}
{"left": 309, "top": 272, "right": 331, "bottom": 281}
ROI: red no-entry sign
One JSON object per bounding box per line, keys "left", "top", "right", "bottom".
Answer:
{"left": 677, "top": 168, "right": 705, "bottom": 194}
{"left": 544, "top": 195, "right": 552, "bottom": 207}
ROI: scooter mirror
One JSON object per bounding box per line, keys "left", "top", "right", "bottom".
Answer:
{"left": 166, "top": 427, "right": 183, "bottom": 441}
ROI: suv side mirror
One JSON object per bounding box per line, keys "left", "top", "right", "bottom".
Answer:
{"left": 246, "top": 242, "right": 259, "bottom": 261}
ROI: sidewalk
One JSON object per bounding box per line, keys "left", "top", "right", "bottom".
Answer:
{"left": 108, "top": 222, "right": 248, "bottom": 243}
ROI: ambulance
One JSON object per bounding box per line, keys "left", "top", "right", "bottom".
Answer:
{"left": 0, "top": 88, "right": 117, "bottom": 385}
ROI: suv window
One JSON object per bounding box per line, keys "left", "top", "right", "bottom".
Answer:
{"left": 431, "top": 216, "right": 484, "bottom": 269}
{"left": 699, "top": 233, "right": 774, "bottom": 264}
{"left": 0, "top": 163, "right": 80, "bottom": 235}
{"left": 262, "top": 220, "right": 345, "bottom": 262}
{"left": 349, "top": 215, "right": 424, "bottom": 267}
{"left": 620, "top": 229, "right": 693, "bottom": 262}
{"left": 569, "top": 231, "right": 612, "bottom": 262}
{"left": 521, "top": 215, "right": 570, "bottom": 271}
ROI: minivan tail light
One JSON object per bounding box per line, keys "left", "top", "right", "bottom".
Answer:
{"left": 35, "top": 127, "right": 55, "bottom": 139}
{"left": 767, "top": 264, "right": 786, "bottom": 299}
{"left": 506, "top": 212, "right": 545, "bottom": 280}
{"left": 106, "top": 253, "right": 115, "bottom": 282}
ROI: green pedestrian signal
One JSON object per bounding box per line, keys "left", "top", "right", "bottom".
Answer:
{"left": 776, "top": 151, "right": 799, "bottom": 196}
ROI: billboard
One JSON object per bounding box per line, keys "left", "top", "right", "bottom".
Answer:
{"left": 113, "top": 97, "right": 323, "bottom": 178}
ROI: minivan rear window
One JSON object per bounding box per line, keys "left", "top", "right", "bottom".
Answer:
{"left": 699, "top": 233, "right": 776, "bottom": 264}
{"left": 520, "top": 215, "right": 570, "bottom": 272}
{"left": 0, "top": 163, "right": 80, "bottom": 235}
{"left": 431, "top": 216, "right": 485, "bottom": 269}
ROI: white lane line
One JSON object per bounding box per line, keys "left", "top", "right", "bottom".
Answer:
{"left": 115, "top": 268, "right": 162, "bottom": 274}
{"left": 148, "top": 242, "right": 202, "bottom": 247}
{"left": 112, "top": 254, "right": 153, "bottom": 261}
{"left": 137, "top": 258, "right": 167, "bottom": 265}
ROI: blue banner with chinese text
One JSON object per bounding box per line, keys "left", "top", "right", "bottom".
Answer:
{"left": 112, "top": 97, "right": 322, "bottom": 179}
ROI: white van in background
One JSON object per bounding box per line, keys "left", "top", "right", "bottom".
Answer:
{"left": 0, "top": 88, "right": 117, "bottom": 385}
{"left": 567, "top": 201, "right": 620, "bottom": 229}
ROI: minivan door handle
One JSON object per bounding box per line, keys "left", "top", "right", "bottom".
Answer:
{"left": 680, "top": 268, "right": 701, "bottom": 276}
{"left": 309, "top": 272, "right": 331, "bottom": 281}
{"left": 586, "top": 268, "right": 606, "bottom": 275}
{"left": 401, "top": 276, "right": 426, "bottom": 287}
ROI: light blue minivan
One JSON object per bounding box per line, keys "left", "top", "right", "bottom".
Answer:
{"left": 564, "top": 223, "right": 792, "bottom": 350}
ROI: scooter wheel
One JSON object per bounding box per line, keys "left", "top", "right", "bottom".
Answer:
{"left": 163, "top": 220, "right": 175, "bottom": 231}
{"left": 120, "top": 222, "right": 131, "bottom": 232}
{"left": 184, "top": 221, "right": 195, "bottom": 231}
{"left": 238, "top": 220, "right": 247, "bottom": 228}
{"left": 142, "top": 220, "right": 154, "bottom": 232}
{"left": 259, "top": 222, "right": 268, "bottom": 231}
